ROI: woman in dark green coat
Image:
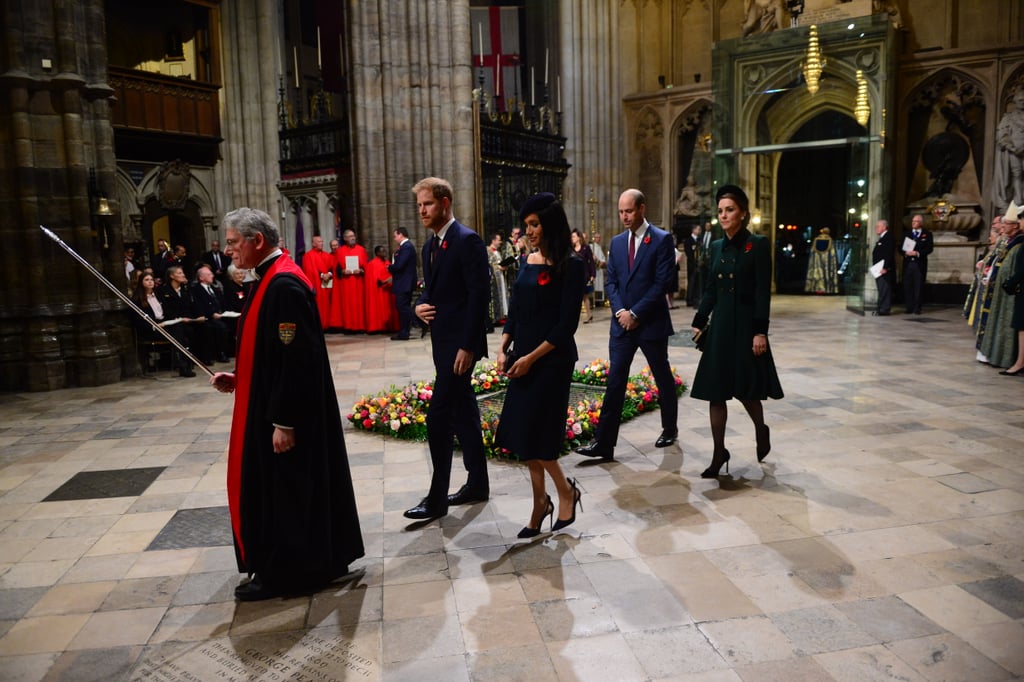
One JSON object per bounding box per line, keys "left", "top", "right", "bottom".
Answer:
{"left": 690, "top": 185, "right": 783, "bottom": 477}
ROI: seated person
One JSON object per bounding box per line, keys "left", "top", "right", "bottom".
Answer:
{"left": 189, "top": 264, "right": 231, "bottom": 364}
{"left": 132, "top": 272, "right": 194, "bottom": 377}
{"left": 222, "top": 264, "right": 251, "bottom": 348}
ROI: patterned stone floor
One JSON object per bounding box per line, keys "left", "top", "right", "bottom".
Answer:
{"left": 1, "top": 295, "right": 1022, "bottom": 681}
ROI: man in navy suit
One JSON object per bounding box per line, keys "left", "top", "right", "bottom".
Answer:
{"left": 404, "top": 177, "right": 491, "bottom": 521}
{"left": 577, "top": 189, "right": 679, "bottom": 460}
{"left": 388, "top": 227, "right": 420, "bottom": 340}
{"left": 872, "top": 219, "right": 896, "bottom": 315}
{"left": 189, "top": 264, "right": 230, "bottom": 364}
{"left": 902, "top": 213, "right": 933, "bottom": 314}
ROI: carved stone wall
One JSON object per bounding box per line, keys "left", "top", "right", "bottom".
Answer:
{"left": 0, "top": 0, "right": 128, "bottom": 391}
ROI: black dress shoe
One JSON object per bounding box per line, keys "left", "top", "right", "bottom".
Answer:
{"left": 179, "top": 368, "right": 196, "bottom": 378}
{"left": 403, "top": 498, "right": 447, "bottom": 520}
{"left": 655, "top": 429, "right": 678, "bottom": 447}
{"left": 575, "top": 442, "right": 614, "bottom": 460}
{"left": 218, "top": 353, "right": 229, "bottom": 362}
{"left": 420, "top": 326, "right": 428, "bottom": 338}
{"left": 234, "top": 575, "right": 276, "bottom": 601}
{"left": 390, "top": 335, "right": 411, "bottom": 341}
{"left": 447, "top": 484, "right": 489, "bottom": 506}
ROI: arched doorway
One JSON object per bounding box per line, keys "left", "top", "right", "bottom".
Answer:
{"left": 775, "top": 111, "right": 866, "bottom": 294}
{"left": 711, "top": 14, "right": 896, "bottom": 313}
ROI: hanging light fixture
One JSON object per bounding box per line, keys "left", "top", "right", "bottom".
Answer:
{"left": 94, "top": 197, "right": 114, "bottom": 216}
{"left": 854, "top": 70, "right": 870, "bottom": 126}
{"left": 802, "top": 24, "right": 825, "bottom": 94}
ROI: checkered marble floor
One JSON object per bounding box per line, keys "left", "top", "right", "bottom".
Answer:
{"left": 1, "top": 296, "right": 1022, "bottom": 681}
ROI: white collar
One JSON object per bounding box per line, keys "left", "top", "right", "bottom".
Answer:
{"left": 435, "top": 217, "right": 456, "bottom": 242}
{"left": 629, "top": 221, "right": 650, "bottom": 242}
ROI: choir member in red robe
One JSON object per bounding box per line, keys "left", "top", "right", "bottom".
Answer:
{"left": 211, "top": 207, "right": 363, "bottom": 601}
{"left": 365, "top": 245, "right": 399, "bottom": 333}
{"left": 301, "top": 235, "right": 334, "bottom": 329}
{"left": 329, "top": 229, "right": 368, "bottom": 331}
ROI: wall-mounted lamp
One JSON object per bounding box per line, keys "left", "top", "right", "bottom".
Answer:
{"left": 802, "top": 25, "right": 825, "bottom": 95}
{"left": 854, "top": 69, "right": 870, "bottom": 126}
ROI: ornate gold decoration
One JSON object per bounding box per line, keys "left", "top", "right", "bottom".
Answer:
{"left": 928, "top": 199, "right": 957, "bottom": 222}
{"left": 854, "top": 70, "right": 870, "bottom": 126}
{"left": 802, "top": 25, "right": 825, "bottom": 95}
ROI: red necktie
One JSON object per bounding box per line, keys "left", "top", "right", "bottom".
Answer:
{"left": 628, "top": 232, "right": 636, "bottom": 270}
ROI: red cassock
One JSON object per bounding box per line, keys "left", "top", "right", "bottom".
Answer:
{"left": 329, "top": 244, "right": 368, "bottom": 330}
{"left": 301, "top": 248, "right": 334, "bottom": 329}
{"left": 364, "top": 257, "right": 399, "bottom": 332}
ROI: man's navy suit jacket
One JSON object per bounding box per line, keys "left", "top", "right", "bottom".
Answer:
{"left": 604, "top": 224, "right": 676, "bottom": 340}
{"left": 418, "top": 221, "right": 490, "bottom": 358}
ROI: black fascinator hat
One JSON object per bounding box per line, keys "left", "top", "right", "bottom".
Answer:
{"left": 519, "top": 192, "right": 557, "bottom": 221}
{"left": 715, "top": 184, "right": 749, "bottom": 212}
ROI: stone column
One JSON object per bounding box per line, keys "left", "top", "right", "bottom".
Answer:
{"left": 215, "top": 0, "right": 283, "bottom": 218}
{"left": 0, "top": 0, "right": 127, "bottom": 391}
{"left": 559, "top": 0, "right": 624, "bottom": 240}
{"left": 348, "top": 0, "right": 477, "bottom": 247}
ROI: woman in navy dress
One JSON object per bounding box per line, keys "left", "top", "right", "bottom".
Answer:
{"left": 496, "top": 193, "right": 586, "bottom": 537}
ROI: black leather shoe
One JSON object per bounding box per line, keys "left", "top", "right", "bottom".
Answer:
{"left": 403, "top": 498, "right": 447, "bottom": 520}
{"left": 420, "top": 326, "right": 428, "bottom": 338}
{"left": 179, "top": 368, "right": 196, "bottom": 378}
{"left": 655, "top": 429, "right": 678, "bottom": 448}
{"left": 390, "top": 335, "right": 411, "bottom": 341}
{"left": 217, "top": 353, "right": 229, "bottom": 362}
{"left": 575, "top": 442, "right": 614, "bottom": 460}
{"left": 234, "top": 575, "right": 276, "bottom": 601}
{"left": 447, "top": 484, "right": 489, "bottom": 506}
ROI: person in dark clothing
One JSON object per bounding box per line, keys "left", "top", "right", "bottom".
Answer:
{"left": 496, "top": 193, "right": 586, "bottom": 537}
{"left": 689, "top": 185, "right": 783, "bottom": 478}
{"left": 872, "top": 220, "right": 896, "bottom": 315}
{"left": 404, "top": 177, "right": 491, "bottom": 522}
{"left": 210, "top": 207, "right": 364, "bottom": 601}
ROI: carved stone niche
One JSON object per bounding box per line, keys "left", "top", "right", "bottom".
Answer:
{"left": 157, "top": 160, "right": 191, "bottom": 211}
{"left": 905, "top": 73, "right": 985, "bottom": 241}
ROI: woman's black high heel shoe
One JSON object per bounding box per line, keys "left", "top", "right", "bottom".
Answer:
{"left": 552, "top": 478, "right": 583, "bottom": 532}
{"left": 517, "top": 494, "right": 554, "bottom": 539}
{"left": 701, "top": 449, "right": 731, "bottom": 478}
{"left": 756, "top": 425, "right": 771, "bottom": 462}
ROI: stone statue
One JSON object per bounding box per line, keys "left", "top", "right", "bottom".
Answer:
{"left": 994, "top": 88, "right": 1024, "bottom": 213}
{"left": 742, "top": 0, "right": 788, "bottom": 37}
{"left": 873, "top": 0, "right": 904, "bottom": 29}
{"left": 673, "top": 175, "right": 704, "bottom": 217}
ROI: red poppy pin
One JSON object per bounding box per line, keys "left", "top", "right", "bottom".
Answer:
{"left": 537, "top": 271, "right": 551, "bottom": 286}
{"left": 643, "top": 236, "right": 651, "bottom": 245}
{"left": 745, "top": 242, "right": 753, "bottom": 252}
{"left": 442, "top": 241, "right": 448, "bottom": 250}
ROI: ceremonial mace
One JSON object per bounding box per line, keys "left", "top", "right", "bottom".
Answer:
{"left": 39, "top": 225, "right": 215, "bottom": 377}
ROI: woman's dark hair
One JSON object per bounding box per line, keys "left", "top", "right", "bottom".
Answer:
{"left": 521, "top": 193, "right": 573, "bottom": 276}
{"left": 715, "top": 184, "right": 751, "bottom": 229}
{"left": 130, "top": 272, "right": 155, "bottom": 307}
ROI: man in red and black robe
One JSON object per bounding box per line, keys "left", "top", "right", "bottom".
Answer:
{"left": 211, "top": 207, "right": 363, "bottom": 601}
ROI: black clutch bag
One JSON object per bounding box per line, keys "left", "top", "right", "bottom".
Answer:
{"left": 692, "top": 323, "right": 709, "bottom": 352}
{"left": 502, "top": 345, "right": 517, "bottom": 370}
{"left": 499, "top": 256, "right": 518, "bottom": 268}
{"left": 1003, "top": 280, "right": 1023, "bottom": 296}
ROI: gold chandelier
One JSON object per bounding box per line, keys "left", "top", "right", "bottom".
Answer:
{"left": 802, "top": 25, "right": 825, "bottom": 94}
{"left": 854, "top": 70, "right": 870, "bottom": 126}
